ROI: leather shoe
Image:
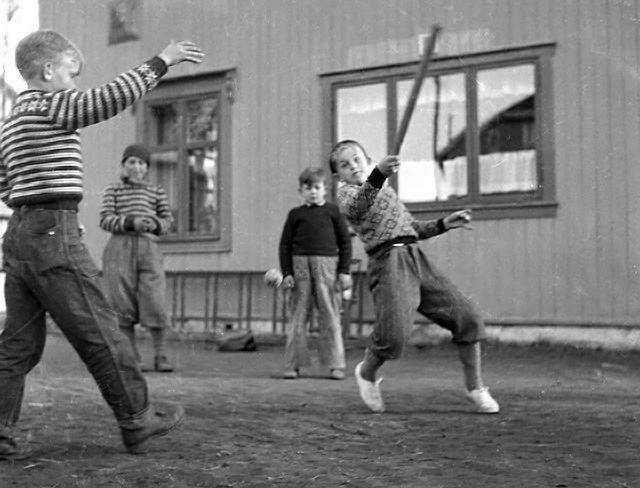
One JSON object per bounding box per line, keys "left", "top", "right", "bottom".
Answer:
{"left": 121, "top": 404, "right": 185, "bottom": 454}
{"left": 0, "top": 439, "right": 32, "bottom": 461}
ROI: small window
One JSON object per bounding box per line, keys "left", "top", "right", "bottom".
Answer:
{"left": 140, "top": 72, "right": 233, "bottom": 252}
{"left": 323, "top": 43, "right": 557, "bottom": 220}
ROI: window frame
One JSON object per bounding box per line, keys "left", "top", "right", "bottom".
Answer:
{"left": 320, "top": 42, "right": 557, "bottom": 220}
{"left": 137, "top": 71, "right": 234, "bottom": 253}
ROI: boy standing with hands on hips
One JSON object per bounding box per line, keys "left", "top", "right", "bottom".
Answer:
{"left": 0, "top": 29, "right": 203, "bottom": 459}
{"left": 329, "top": 140, "right": 499, "bottom": 414}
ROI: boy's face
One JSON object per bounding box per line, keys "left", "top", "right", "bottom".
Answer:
{"left": 122, "top": 156, "right": 149, "bottom": 181}
{"left": 335, "top": 145, "right": 371, "bottom": 185}
{"left": 299, "top": 181, "right": 327, "bottom": 206}
{"left": 47, "top": 51, "right": 82, "bottom": 91}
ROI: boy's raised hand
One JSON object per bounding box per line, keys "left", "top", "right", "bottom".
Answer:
{"left": 377, "top": 155, "right": 400, "bottom": 177}
{"left": 159, "top": 41, "right": 204, "bottom": 67}
{"left": 443, "top": 209, "right": 473, "bottom": 230}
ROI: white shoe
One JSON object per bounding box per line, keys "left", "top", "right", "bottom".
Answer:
{"left": 466, "top": 387, "right": 500, "bottom": 413}
{"left": 354, "top": 362, "right": 385, "bottom": 413}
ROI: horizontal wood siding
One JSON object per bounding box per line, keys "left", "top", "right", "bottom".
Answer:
{"left": 38, "top": 0, "right": 640, "bottom": 326}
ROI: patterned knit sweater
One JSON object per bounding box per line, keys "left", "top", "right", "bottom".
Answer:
{"left": 99, "top": 178, "right": 173, "bottom": 237}
{"left": 336, "top": 167, "right": 446, "bottom": 253}
{"left": 0, "top": 57, "right": 167, "bottom": 207}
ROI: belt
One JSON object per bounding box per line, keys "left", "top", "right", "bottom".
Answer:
{"left": 19, "top": 199, "right": 79, "bottom": 212}
{"left": 366, "top": 236, "right": 417, "bottom": 257}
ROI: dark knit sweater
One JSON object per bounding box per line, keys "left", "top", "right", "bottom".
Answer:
{"left": 0, "top": 57, "right": 167, "bottom": 207}
{"left": 278, "top": 202, "right": 352, "bottom": 277}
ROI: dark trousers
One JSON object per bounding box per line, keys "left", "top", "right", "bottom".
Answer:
{"left": 0, "top": 207, "right": 151, "bottom": 441}
{"left": 367, "top": 243, "right": 486, "bottom": 360}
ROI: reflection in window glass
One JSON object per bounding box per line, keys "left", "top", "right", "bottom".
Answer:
{"left": 336, "top": 84, "right": 387, "bottom": 170}
{"left": 187, "top": 97, "right": 219, "bottom": 143}
{"left": 188, "top": 147, "right": 219, "bottom": 236}
{"left": 397, "top": 73, "right": 467, "bottom": 203}
{"left": 151, "top": 151, "right": 179, "bottom": 233}
{"left": 148, "top": 103, "right": 179, "bottom": 146}
{"left": 477, "top": 64, "right": 537, "bottom": 195}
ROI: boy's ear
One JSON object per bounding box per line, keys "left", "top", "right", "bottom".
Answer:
{"left": 42, "top": 62, "right": 54, "bottom": 81}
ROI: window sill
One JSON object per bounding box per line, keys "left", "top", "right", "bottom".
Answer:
{"left": 159, "top": 235, "right": 231, "bottom": 254}
{"left": 407, "top": 200, "right": 558, "bottom": 221}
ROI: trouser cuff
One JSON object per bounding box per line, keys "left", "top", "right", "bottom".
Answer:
{"left": 117, "top": 405, "right": 154, "bottom": 431}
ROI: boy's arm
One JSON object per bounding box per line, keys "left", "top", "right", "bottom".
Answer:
{"left": 99, "top": 184, "right": 132, "bottom": 233}
{"left": 411, "top": 218, "right": 447, "bottom": 240}
{"left": 0, "top": 159, "right": 9, "bottom": 206}
{"left": 150, "top": 186, "right": 174, "bottom": 236}
{"left": 278, "top": 212, "right": 295, "bottom": 278}
{"left": 337, "top": 155, "right": 399, "bottom": 221}
{"left": 48, "top": 41, "right": 203, "bottom": 131}
{"left": 412, "top": 209, "right": 472, "bottom": 240}
{"left": 333, "top": 207, "right": 353, "bottom": 275}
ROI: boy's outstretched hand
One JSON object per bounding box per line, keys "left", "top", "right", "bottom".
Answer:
{"left": 159, "top": 41, "right": 205, "bottom": 67}
{"left": 376, "top": 155, "right": 400, "bottom": 177}
{"left": 443, "top": 209, "right": 473, "bottom": 230}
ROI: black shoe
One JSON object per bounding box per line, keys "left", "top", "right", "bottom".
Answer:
{"left": 0, "top": 439, "right": 32, "bottom": 461}
{"left": 154, "top": 355, "right": 174, "bottom": 373}
{"left": 121, "top": 404, "right": 185, "bottom": 454}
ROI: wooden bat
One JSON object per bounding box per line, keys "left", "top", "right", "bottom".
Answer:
{"left": 391, "top": 23, "right": 442, "bottom": 156}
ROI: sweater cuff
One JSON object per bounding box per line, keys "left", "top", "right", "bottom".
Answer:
{"left": 146, "top": 56, "right": 169, "bottom": 78}
{"left": 367, "top": 167, "right": 387, "bottom": 188}
{"left": 437, "top": 218, "right": 447, "bottom": 234}
{"left": 124, "top": 216, "right": 136, "bottom": 231}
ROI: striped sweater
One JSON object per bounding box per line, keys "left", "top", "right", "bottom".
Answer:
{"left": 99, "top": 179, "right": 173, "bottom": 236}
{"left": 0, "top": 57, "right": 167, "bottom": 207}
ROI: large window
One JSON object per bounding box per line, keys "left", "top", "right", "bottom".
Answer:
{"left": 140, "top": 72, "right": 233, "bottom": 252}
{"left": 323, "top": 43, "right": 556, "bottom": 219}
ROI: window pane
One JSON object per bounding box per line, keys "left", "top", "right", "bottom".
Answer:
{"left": 148, "top": 103, "right": 179, "bottom": 147}
{"left": 397, "top": 73, "right": 467, "bottom": 202}
{"left": 150, "top": 150, "right": 179, "bottom": 233}
{"left": 336, "top": 84, "right": 387, "bottom": 169}
{"left": 187, "top": 96, "right": 219, "bottom": 143}
{"left": 477, "top": 64, "right": 537, "bottom": 195}
{"left": 188, "top": 147, "right": 219, "bottom": 236}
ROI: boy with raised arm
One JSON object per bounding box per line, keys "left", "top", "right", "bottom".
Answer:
{"left": 0, "top": 29, "right": 203, "bottom": 459}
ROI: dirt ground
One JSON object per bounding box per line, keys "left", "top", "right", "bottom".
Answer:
{"left": 1, "top": 334, "right": 639, "bottom": 488}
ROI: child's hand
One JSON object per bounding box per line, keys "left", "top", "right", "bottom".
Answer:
{"left": 443, "top": 209, "right": 473, "bottom": 230}
{"left": 159, "top": 41, "right": 205, "bottom": 67}
{"left": 141, "top": 217, "right": 158, "bottom": 233}
{"left": 377, "top": 155, "right": 400, "bottom": 177}
{"left": 282, "top": 275, "right": 295, "bottom": 290}
{"left": 132, "top": 217, "right": 155, "bottom": 233}
{"left": 338, "top": 273, "right": 352, "bottom": 291}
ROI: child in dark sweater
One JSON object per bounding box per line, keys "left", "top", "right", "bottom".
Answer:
{"left": 278, "top": 167, "right": 352, "bottom": 379}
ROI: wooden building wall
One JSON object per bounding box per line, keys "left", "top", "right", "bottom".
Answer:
{"left": 38, "top": 0, "right": 640, "bottom": 328}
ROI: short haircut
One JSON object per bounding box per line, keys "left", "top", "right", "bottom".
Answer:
{"left": 298, "top": 167, "right": 326, "bottom": 187}
{"left": 15, "top": 29, "right": 83, "bottom": 81}
{"left": 328, "top": 139, "right": 368, "bottom": 173}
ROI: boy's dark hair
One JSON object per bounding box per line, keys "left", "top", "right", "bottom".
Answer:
{"left": 15, "top": 29, "right": 82, "bottom": 81}
{"left": 298, "top": 167, "right": 326, "bottom": 186}
{"left": 328, "top": 139, "right": 369, "bottom": 173}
